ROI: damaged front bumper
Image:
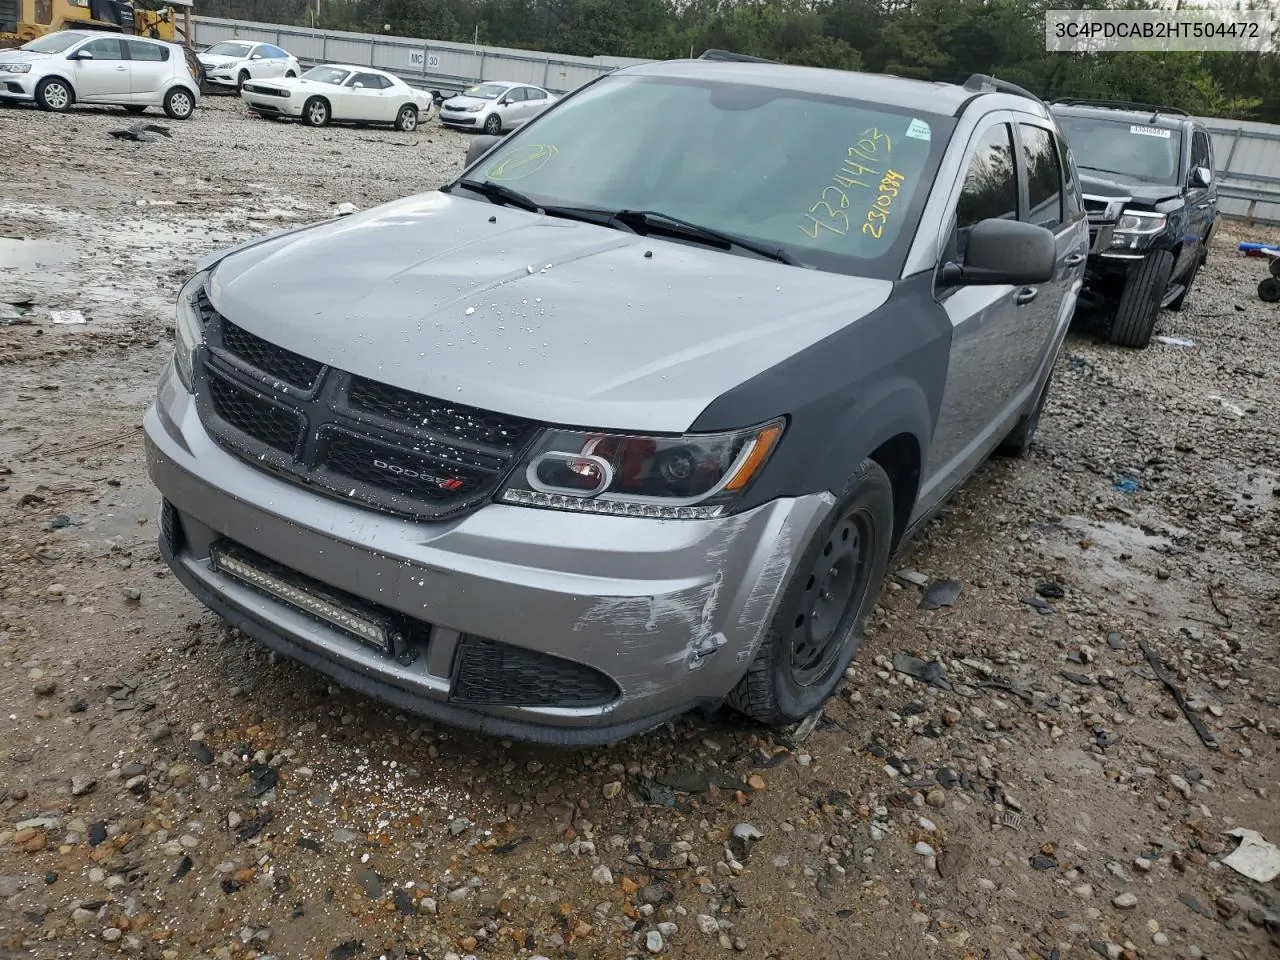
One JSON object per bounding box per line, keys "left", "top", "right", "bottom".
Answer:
{"left": 143, "top": 361, "right": 831, "bottom": 745}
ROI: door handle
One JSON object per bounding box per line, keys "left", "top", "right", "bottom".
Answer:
{"left": 1015, "top": 287, "right": 1038, "bottom": 305}
{"left": 1064, "top": 253, "right": 1086, "bottom": 266}
{"left": 116, "top": 65, "right": 127, "bottom": 71}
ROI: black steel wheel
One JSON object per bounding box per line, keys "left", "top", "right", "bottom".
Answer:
{"left": 1259, "top": 277, "right": 1280, "bottom": 303}
{"left": 728, "top": 459, "right": 895, "bottom": 726}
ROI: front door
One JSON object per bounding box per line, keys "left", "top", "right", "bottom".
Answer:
{"left": 71, "top": 36, "right": 130, "bottom": 101}
{"left": 921, "top": 117, "right": 1035, "bottom": 506}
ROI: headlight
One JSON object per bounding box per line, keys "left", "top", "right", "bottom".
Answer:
{"left": 173, "top": 270, "right": 209, "bottom": 391}
{"left": 0, "top": 64, "right": 31, "bottom": 74}
{"left": 498, "top": 420, "right": 784, "bottom": 519}
{"left": 465, "top": 103, "right": 484, "bottom": 112}
{"left": 1109, "top": 209, "right": 1166, "bottom": 249}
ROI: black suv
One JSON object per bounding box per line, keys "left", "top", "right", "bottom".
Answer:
{"left": 1051, "top": 100, "right": 1218, "bottom": 348}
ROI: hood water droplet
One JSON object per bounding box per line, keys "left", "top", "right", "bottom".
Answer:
{"left": 464, "top": 306, "right": 476, "bottom": 315}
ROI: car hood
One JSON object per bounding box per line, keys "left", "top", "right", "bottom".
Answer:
{"left": 1078, "top": 172, "right": 1181, "bottom": 208}
{"left": 206, "top": 192, "right": 893, "bottom": 433}
{"left": 0, "top": 50, "right": 49, "bottom": 64}
{"left": 198, "top": 54, "right": 244, "bottom": 67}
{"left": 443, "top": 94, "right": 496, "bottom": 108}
{"left": 242, "top": 76, "right": 331, "bottom": 91}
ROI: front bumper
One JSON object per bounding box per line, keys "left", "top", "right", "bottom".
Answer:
{"left": 144, "top": 361, "right": 831, "bottom": 744}
{"left": 0, "top": 75, "right": 36, "bottom": 100}
{"left": 439, "top": 112, "right": 478, "bottom": 126}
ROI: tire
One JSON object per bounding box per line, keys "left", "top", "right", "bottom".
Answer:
{"left": 483, "top": 112, "right": 502, "bottom": 135}
{"left": 395, "top": 104, "right": 418, "bottom": 132}
{"left": 997, "top": 365, "right": 1054, "bottom": 457}
{"left": 1110, "top": 249, "right": 1174, "bottom": 349}
{"left": 1167, "top": 249, "right": 1205, "bottom": 312}
{"left": 303, "top": 96, "right": 330, "bottom": 127}
{"left": 728, "top": 460, "right": 894, "bottom": 726}
{"left": 124, "top": 105, "right": 147, "bottom": 115}
{"left": 35, "top": 77, "right": 72, "bottom": 113}
{"left": 1270, "top": 258, "right": 1280, "bottom": 280}
{"left": 237, "top": 70, "right": 249, "bottom": 91}
{"left": 162, "top": 87, "right": 195, "bottom": 120}
{"left": 1260, "top": 278, "right": 1280, "bottom": 303}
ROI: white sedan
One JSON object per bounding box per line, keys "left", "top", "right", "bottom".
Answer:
{"left": 198, "top": 39, "right": 300, "bottom": 90}
{"left": 241, "top": 64, "right": 435, "bottom": 132}
{"left": 439, "top": 80, "right": 558, "bottom": 135}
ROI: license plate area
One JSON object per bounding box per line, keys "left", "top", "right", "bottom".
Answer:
{"left": 210, "top": 541, "right": 398, "bottom": 655}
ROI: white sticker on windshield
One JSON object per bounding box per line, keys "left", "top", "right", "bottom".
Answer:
{"left": 1130, "top": 124, "right": 1172, "bottom": 139}
{"left": 905, "top": 118, "right": 932, "bottom": 141}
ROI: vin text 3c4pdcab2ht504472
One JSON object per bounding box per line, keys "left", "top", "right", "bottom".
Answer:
{"left": 144, "top": 54, "right": 1088, "bottom": 745}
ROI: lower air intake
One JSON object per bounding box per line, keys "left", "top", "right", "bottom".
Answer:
{"left": 450, "top": 636, "right": 620, "bottom": 708}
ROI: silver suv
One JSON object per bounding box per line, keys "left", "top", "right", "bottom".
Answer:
{"left": 144, "top": 54, "right": 1088, "bottom": 744}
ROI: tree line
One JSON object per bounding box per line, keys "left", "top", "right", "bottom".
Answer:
{"left": 199, "top": 0, "right": 1280, "bottom": 122}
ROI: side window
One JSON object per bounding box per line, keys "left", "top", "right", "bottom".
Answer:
{"left": 506, "top": 87, "right": 526, "bottom": 102}
{"left": 1191, "top": 131, "right": 1212, "bottom": 174}
{"left": 1019, "top": 123, "right": 1064, "bottom": 230}
{"left": 126, "top": 39, "right": 168, "bottom": 62}
{"left": 950, "top": 123, "right": 1018, "bottom": 261}
{"left": 1055, "top": 131, "right": 1083, "bottom": 219}
{"left": 263, "top": 45, "right": 286, "bottom": 59}
{"left": 350, "top": 73, "right": 379, "bottom": 88}
{"left": 81, "top": 37, "right": 126, "bottom": 60}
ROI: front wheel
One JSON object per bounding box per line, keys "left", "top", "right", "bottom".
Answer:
{"left": 483, "top": 112, "right": 502, "bottom": 135}
{"left": 163, "top": 86, "right": 194, "bottom": 120}
{"left": 303, "top": 96, "right": 329, "bottom": 127}
{"left": 35, "top": 77, "right": 72, "bottom": 112}
{"left": 237, "top": 70, "right": 249, "bottom": 91}
{"left": 1110, "top": 249, "right": 1174, "bottom": 348}
{"left": 395, "top": 104, "right": 418, "bottom": 132}
{"left": 728, "top": 460, "right": 895, "bottom": 726}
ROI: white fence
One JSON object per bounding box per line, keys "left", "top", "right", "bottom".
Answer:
{"left": 1197, "top": 117, "right": 1280, "bottom": 227}
{"left": 192, "top": 16, "right": 649, "bottom": 95}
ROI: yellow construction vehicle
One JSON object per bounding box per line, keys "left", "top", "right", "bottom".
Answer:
{"left": 1, "top": 0, "right": 201, "bottom": 81}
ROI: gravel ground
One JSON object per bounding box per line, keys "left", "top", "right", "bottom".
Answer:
{"left": 1, "top": 96, "right": 1278, "bottom": 960}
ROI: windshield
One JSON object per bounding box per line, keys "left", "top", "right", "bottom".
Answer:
{"left": 464, "top": 83, "right": 508, "bottom": 100}
{"left": 1056, "top": 115, "right": 1181, "bottom": 184}
{"left": 464, "top": 74, "right": 954, "bottom": 279}
{"left": 205, "top": 41, "right": 254, "bottom": 58}
{"left": 22, "top": 33, "right": 83, "bottom": 53}
{"left": 302, "top": 66, "right": 352, "bottom": 85}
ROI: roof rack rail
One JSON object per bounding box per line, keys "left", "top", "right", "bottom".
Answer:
{"left": 963, "top": 74, "right": 1044, "bottom": 103}
{"left": 698, "top": 49, "right": 777, "bottom": 64}
{"left": 1050, "top": 97, "right": 1189, "bottom": 117}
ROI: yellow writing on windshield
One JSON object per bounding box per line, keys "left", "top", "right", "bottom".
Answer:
{"left": 861, "top": 169, "right": 906, "bottom": 240}
{"left": 487, "top": 144, "right": 559, "bottom": 181}
{"left": 801, "top": 127, "right": 893, "bottom": 240}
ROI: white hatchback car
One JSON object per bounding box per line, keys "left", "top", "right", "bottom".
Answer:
{"left": 0, "top": 30, "right": 200, "bottom": 119}
{"left": 197, "top": 39, "right": 301, "bottom": 90}
{"left": 241, "top": 64, "right": 434, "bottom": 132}
{"left": 439, "top": 80, "right": 558, "bottom": 135}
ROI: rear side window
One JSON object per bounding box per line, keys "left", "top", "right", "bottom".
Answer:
{"left": 952, "top": 123, "right": 1018, "bottom": 259}
{"left": 1055, "top": 131, "right": 1083, "bottom": 219}
{"left": 1019, "top": 124, "right": 1064, "bottom": 229}
{"left": 351, "top": 73, "right": 382, "bottom": 88}
{"left": 127, "top": 40, "right": 169, "bottom": 62}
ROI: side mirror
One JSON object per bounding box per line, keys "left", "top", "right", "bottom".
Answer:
{"left": 1191, "top": 166, "right": 1213, "bottom": 188}
{"left": 70, "top": 49, "right": 94, "bottom": 60}
{"left": 465, "top": 133, "right": 504, "bottom": 168}
{"left": 940, "top": 218, "right": 1056, "bottom": 287}
{"left": 499, "top": 98, "right": 512, "bottom": 105}
{"left": 250, "top": 53, "right": 263, "bottom": 60}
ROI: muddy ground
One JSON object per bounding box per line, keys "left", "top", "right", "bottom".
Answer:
{"left": 0, "top": 96, "right": 1278, "bottom": 960}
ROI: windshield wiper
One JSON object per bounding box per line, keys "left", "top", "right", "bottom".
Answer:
{"left": 611, "top": 210, "right": 801, "bottom": 266}
{"left": 454, "top": 178, "right": 545, "bottom": 212}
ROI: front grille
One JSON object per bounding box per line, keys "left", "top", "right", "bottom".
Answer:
{"left": 208, "top": 369, "right": 306, "bottom": 453}
{"left": 348, "top": 378, "right": 536, "bottom": 450}
{"left": 193, "top": 291, "right": 541, "bottom": 520}
{"left": 160, "top": 499, "right": 182, "bottom": 553}
{"left": 245, "top": 85, "right": 289, "bottom": 98}
{"left": 450, "top": 636, "right": 620, "bottom": 708}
